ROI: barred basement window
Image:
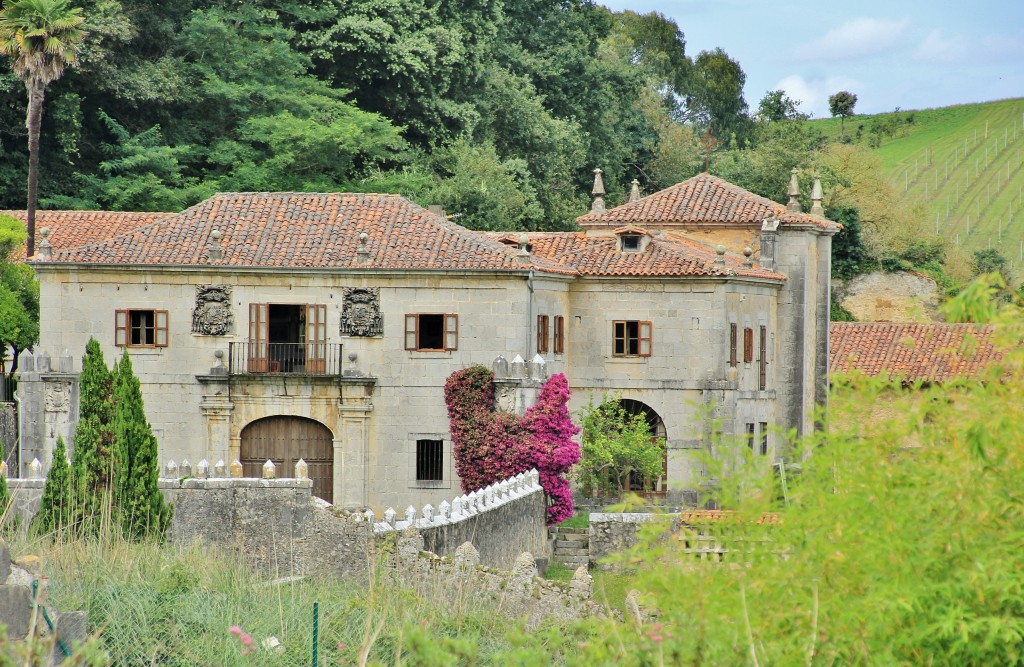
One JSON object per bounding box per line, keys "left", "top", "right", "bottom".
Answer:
{"left": 115, "top": 309, "right": 168, "bottom": 348}
{"left": 416, "top": 439, "right": 444, "bottom": 481}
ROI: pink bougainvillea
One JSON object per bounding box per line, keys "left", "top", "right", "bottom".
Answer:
{"left": 444, "top": 366, "right": 581, "bottom": 525}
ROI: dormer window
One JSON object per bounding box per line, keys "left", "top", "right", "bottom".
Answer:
{"left": 613, "top": 225, "right": 650, "bottom": 252}
{"left": 621, "top": 234, "right": 641, "bottom": 252}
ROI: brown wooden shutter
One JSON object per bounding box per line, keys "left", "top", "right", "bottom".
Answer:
{"left": 404, "top": 314, "right": 418, "bottom": 350}
{"left": 444, "top": 314, "right": 458, "bottom": 350}
{"left": 743, "top": 327, "right": 754, "bottom": 363}
{"left": 306, "top": 304, "right": 327, "bottom": 372}
{"left": 758, "top": 325, "right": 767, "bottom": 390}
{"left": 155, "top": 310, "right": 169, "bottom": 347}
{"left": 115, "top": 310, "right": 128, "bottom": 347}
{"left": 554, "top": 316, "right": 564, "bottom": 354}
{"left": 537, "top": 315, "right": 549, "bottom": 353}
{"left": 248, "top": 303, "right": 269, "bottom": 371}
{"left": 729, "top": 323, "right": 737, "bottom": 367}
{"left": 639, "top": 321, "right": 652, "bottom": 357}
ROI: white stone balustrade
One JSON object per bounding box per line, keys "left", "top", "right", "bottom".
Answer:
{"left": 262, "top": 459, "right": 276, "bottom": 479}
{"left": 197, "top": 459, "right": 210, "bottom": 479}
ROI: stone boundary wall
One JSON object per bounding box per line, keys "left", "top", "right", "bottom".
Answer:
{"left": 5, "top": 471, "right": 548, "bottom": 575}
{"left": 590, "top": 512, "right": 731, "bottom": 570}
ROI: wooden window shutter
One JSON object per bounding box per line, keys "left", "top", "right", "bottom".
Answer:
{"left": 743, "top": 327, "right": 754, "bottom": 363}
{"left": 729, "top": 323, "right": 737, "bottom": 367}
{"left": 404, "top": 315, "right": 418, "bottom": 350}
{"left": 537, "top": 315, "right": 549, "bottom": 354}
{"left": 155, "top": 310, "right": 169, "bottom": 347}
{"left": 115, "top": 310, "right": 128, "bottom": 347}
{"left": 758, "top": 325, "right": 767, "bottom": 390}
{"left": 248, "top": 303, "right": 269, "bottom": 371}
{"left": 444, "top": 314, "right": 458, "bottom": 351}
{"left": 306, "top": 304, "right": 327, "bottom": 371}
{"left": 639, "top": 321, "right": 652, "bottom": 357}
{"left": 554, "top": 316, "right": 564, "bottom": 354}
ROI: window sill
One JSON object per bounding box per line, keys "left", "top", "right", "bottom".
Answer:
{"left": 409, "top": 480, "right": 451, "bottom": 490}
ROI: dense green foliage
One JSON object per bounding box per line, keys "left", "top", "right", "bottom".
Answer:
{"left": 32, "top": 435, "right": 72, "bottom": 533}
{"left": 576, "top": 393, "right": 665, "bottom": 496}
{"left": 70, "top": 337, "right": 115, "bottom": 531}
{"left": 0, "top": 214, "right": 38, "bottom": 371}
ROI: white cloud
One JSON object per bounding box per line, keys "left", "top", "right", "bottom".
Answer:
{"left": 774, "top": 74, "right": 865, "bottom": 118}
{"left": 793, "top": 17, "right": 910, "bottom": 61}
{"left": 914, "top": 30, "right": 967, "bottom": 63}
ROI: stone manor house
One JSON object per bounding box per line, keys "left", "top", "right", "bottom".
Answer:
{"left": 11, "top": 170, "right": 837, "bottom": 512}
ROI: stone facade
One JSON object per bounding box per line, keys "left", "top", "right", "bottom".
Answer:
{"left": 20, "top": 174, "right": 837, "bottom": 511}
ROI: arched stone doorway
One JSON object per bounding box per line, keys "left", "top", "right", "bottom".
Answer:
{"left": 240, "top": 416, "right": 334, "bottom": 503}
{"left": 619, "top": 399, "right": 668, "bottom": 496}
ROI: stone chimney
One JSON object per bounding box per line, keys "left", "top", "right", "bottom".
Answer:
{"left": 428, "top": 204, "right": 446, "bottom": 219}
{"left": 590, "top": 168, "right": 606, "bottom": 214}
{"left": 760, "top": 218, "right": 780, "bottom": 271}
{"left": 629, "top": 179, "right": 641, "bottom": 203}
{"left": 786, "top": 168, "right": 802, "bottom": 213}
{"left": 810, "top": 178, "right": 825, "bottom": 217}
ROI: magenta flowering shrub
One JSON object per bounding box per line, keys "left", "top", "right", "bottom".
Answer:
{"left": 444, "top": 366, "right": 581, "bottom": 524}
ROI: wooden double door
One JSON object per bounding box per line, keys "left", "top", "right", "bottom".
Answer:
{"left": 240, "top": 416, "right": 334, "bottom": 503}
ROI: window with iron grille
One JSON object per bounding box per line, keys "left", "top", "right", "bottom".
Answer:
{"left": 613, "top": 320, "right": 652, "bottom": 357}
{"left": 416, "top": 439, "right": 444, "bottom": 481}
{"left": 745, "top": 422, "right": 756, "bottom": 450}
{"left": 115, "top": 309, "right": 169, "bottom": 347}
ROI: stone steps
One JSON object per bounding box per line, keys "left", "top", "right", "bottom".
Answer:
{"left": 549, "top": 525, "right": 591, "bottom": 569}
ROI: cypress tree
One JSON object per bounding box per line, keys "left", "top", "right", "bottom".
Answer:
{"left": 32, "top": 437, "right": 73, "bottom": 535}
{"left": 112, "top": 353, "right": 171, "bottom": 539}
{"left": 70, "top": 338, "right": 116, "bottom": 532}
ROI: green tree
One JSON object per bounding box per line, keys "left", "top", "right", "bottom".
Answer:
{"left": 576, "top": 394, "right": 664, "bottom": 496}
{"left": 0, "top": 0, "right": 85, "bottom": 257}
{"left": 756, "top": 89, "right": 807, "bottom": 123}
{"left": 112, "top": 352, "right": 170, "bottom": 539}
{"left": 0, "top": 214, "right": 38, "bottom": 375}
{"left": 828, "top": 90, "right": 858, "bottom": 138}
{"left": 69, "top": 337, "right": 115, "bottom": 532}
{"left": 687, "top": 47, "right": 751, "bottom": 145}
{"left": 31, "top": 435, "right": 73, "bottom": 533}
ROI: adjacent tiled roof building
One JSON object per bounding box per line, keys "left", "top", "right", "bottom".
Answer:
{"left": 830, "top": 322, "right": 1005, "bottom": 384}
{"left": 1, "top": 210, "right": 174, "bottom": 259}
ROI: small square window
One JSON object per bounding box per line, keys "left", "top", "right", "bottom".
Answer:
{"left": 115, "top": 309, "right": 168, "bottom": 347}
{"left": 416, "top": 439, "right": 444, "bottom": 481}
{"left": 621, "top": 235, "right": 641, "bottom": 251}
{"left": 613, "top": 320, "right": 652, "bottom": 357}
{"left": 405, "top": 314, "right": 458, "bottom": 351}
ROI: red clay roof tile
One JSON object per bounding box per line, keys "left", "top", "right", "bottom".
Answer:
{"left": 2, "top": 210, "right": 174, "bottom": 258}
{"left": 830, "top": 322, "right": 1004, "bottom": 383}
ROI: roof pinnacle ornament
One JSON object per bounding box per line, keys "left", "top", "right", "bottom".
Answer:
{"left": 590, "top": 168, "right": 606, "bottom": 214}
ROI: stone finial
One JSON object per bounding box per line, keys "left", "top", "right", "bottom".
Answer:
{"left": 439, "top": 500, "right": 451, "bottom": 520}
{"left": 810, "top": 178, "right": 825, "bottom": 217}
{"left": 743, "top": 247, "right": 753, "bottom": 267}
{"left": 527, "top": 354, "right": 547, "bottom": 379}
{"left": 364, "top": 508, "right": 375, "bottom": 524}
{"left": 214, "top": 460, "right": 226, "bottom": 477}
{"left": 404, "top": 505, "right": 417, "bottom": 523}
{"left": 786, "top": 168, "right": 802, "bottom": 213}
{"left": 17, "top": 348, "right": 34, "bottom": 372}
{"left": 295, "top": 458, "right": 309, "bottom": 480}
{"left": 29, "top": 458, "right": 42, "bottom": 479}
{"left": 357, "top": 232, "right": 370, "bottom": 263}
{"left": 510, "top": 354, "right": 526, "bottom": 379}
{"left": 452, "top": 496, "right": 463, "bottom": 516}
{"left": 590, "top": 168, "right": 606, "bottom": 214}
{"left": 196, "top": 459, "right": 209, "bottom": 479}
{"left": 714, "top": 245, "right": 727, "bottom": 266}
{"left": 206, "top": 229, "right": 223, "bottom": 261}
{"left": 165, "top": 460, "right": 178, "bottom": 478}
{"left": 262, "top": 459, "right": 276, "bottom": 479}
{"left": 492, "top": 355, "right": 509, "bottom": 379}
{"left": 467, "top": 491, "right": 479, "bottom": 513}
{"left": 37, "top": 227, "right": 52, "bottom": 260}
{"left": 629, "top": 178, "right": 641, "bottom": 203}
{"left": 230, "top": 459, "right": 243, "bottom": 478}
{"left": 383, "top": 507, "right": 397, "bottom": 527}
{"left": 36, "top": 350, "right": 51, "bottom": 373}
{"left": 180, "top": 459, "right": 192, "bottom": 477}
{"left": 422, "top": 503, "right": 435, "bottom": 522}
{"left": 58, "top": 349, "right": 73, "bottom": 373}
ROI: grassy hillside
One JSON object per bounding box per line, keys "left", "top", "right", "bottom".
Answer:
{"left": 813, "top": 98, "right": 1024, "bottom": 272}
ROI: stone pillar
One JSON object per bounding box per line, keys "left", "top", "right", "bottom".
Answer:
{"left": 18, "top": 350, "right": 79, "bottom": 476}
{"left": 337, "top": 378, "right": 376, "bottom": 509}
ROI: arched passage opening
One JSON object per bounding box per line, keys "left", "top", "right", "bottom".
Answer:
{"left": 618, "top": 399, "right": 668, "bottom": 496}
{"left": 240, "top": 416, "right": 334, "bottom": 502}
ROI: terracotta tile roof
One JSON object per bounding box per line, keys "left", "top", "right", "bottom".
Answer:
{"left": 830, "top": 322, "right": 1004, "bottom": 383}
{"left": 1, "top": 210, "right": 173, "bottom": 258}
{"left": 518, "top": 232, "right": 785, "bottom": 280}
{"left": 576, "top": 173, "right": 840, "bottom": 232}
{"left": 33, "top": 193, "right": 573, "bottom": 274}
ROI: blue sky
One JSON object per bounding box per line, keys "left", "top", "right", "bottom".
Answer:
{"left": 599, "top": 0, "right": 1024, "bottom": 118}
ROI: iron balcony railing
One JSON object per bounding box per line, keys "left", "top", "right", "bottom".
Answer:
{"left": 228, "top": 342, "right": 343, "bottom": 376}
